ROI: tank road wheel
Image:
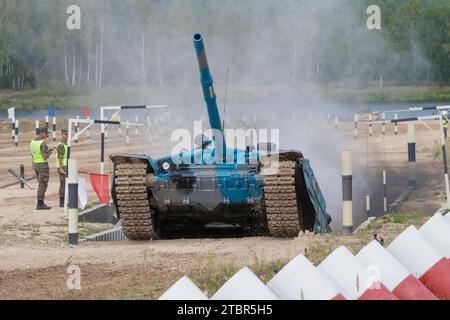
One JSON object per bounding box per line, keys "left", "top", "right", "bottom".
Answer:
{"left": 262, "top": 159, "right": 304, "bottom": 238}
{"left": 115, "top": 163, "right": 157, "bottom": 240}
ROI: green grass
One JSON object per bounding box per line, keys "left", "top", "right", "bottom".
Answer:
{"left": 78, "top": 223, "right": 114, "bottom": 238}
{"left": 1, "top": 84, "right": 450, "bottom": 112}
{"left": 323, "top": 85, "right": 450, "bottom": 103}
{"left": 190, "top": 257, "right": 288, "bottom": 299}
{"left": 370, "top": 212, "right": 430, "bottom": 226}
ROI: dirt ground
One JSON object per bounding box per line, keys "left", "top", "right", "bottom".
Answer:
{"left": 0, "top": 117, "right": 446, "bottom": 300}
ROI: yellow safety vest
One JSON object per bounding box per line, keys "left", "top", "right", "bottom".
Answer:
{"left": 29, "top": 139, "right": 47, "bottom": 164}
{"left": 56, "top": 142, "right": 68, "bottom": 168}
{"left": 443, "top": 118, "right": 449, "bottom": 129}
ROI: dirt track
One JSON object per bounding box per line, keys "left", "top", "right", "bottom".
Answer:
{"left": 0, "top": 117, "right": 446, "bottom": 299}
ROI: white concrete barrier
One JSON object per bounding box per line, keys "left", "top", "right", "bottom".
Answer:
{"left": 267, "top": 255, "right": 346, "bottom": 300}
{"left": 419, "top": 214, "right": 450, "bottom": 259}
{"left": 388, "top": 226, "right": 450, "bottom": 299}
{"left": 159, "top": 276, "right": 208, "bottom": 301}
{"left": 212, "top": 268, "right": 279, "bottom": 301}
{"left": 319, "top": 246, "right": 398, "bottom": 300}
{"left": 356, "top": 241, "right": 437, "bottom": 300}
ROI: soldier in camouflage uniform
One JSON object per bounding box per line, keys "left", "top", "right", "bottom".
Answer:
{"left": 56, "top": 129, "right": 68, "bottom": 208}
{"left": 29, "top": 128, "right": 54, "bottom": 210}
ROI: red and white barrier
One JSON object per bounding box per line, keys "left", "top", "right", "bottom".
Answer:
{"left": 356, "top": 241, "right": 437, "bottom": 300}
{"left": 319, "top": 246, "right": 398, "bottom": 300}
{"left": 212, "top": 268, "right": 279, "bottom": 300}
{"left": 388, "top": 226, "right": 450, "bottom": 300}
{"left": 159, "top": 276, "right": 208, "bottom": 300}
{"left": 267, "top": 255, "right": 346, "bottom": 300}
{"left": 419, "top": 214, "right": 450, "bottom": 259}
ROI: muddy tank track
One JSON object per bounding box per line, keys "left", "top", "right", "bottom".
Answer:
{"left": 115, "top": 163, "right": 155, "bottom": 240}
{"left": 262, "top": 160, "right": 303, "bottom": 238}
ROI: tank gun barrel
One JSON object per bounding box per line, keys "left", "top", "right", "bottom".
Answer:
{"left": 194, "top": 33, "right": 224, "bottom": 135}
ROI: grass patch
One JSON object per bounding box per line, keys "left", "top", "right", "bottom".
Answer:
{"left": 323, "top": 85, "right": 450, "bottom": 103}
{"left": 78, "top": 223, "right": 114, "bottom": 238}
{"left": 190, "top": 257, "right": 288, "bottom": 299}
{"left": 381, "top": 212, "right": 430, "bottom": 225}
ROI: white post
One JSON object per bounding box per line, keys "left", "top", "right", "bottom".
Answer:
{"left": 408, "top": 124, "right": 417, "bottom": 188}
{"left": 86, "top": 116, "right": 91, "bottom": 140}
{"left": 75, "top": 115, "right": 80, "bottom": 143}
{"left": 35, "top": 120, "right": 40, "bottom": 136}
{"left": 64, "top": 120, "right": 73, "bottom": 216}
{"left": 383, "top": 170, "right": 388, "bottom": 213}
{"left": 342, "top": 151, "right": 353, "bottom": 234}
{"left": 394, "top": 113, "right": 399, "bottom": 135}
{"left": 382, "top": 113, "right": 386, "bottom": 135}
{"left": 126, "top": 121, "right": 130, "bottom": 146}
{"left": 104, "top": 116, "right": 108, "bottom": 140}
{"left": 67, "top": 159, "right": 79, "bottom": 246}
{"left": 45, "top": 115, "right": 49, "bottom": 131}
{"left": 14, "top": 120, "right": 19, "bottom": 147}
{"left": 52, "top": 116, "right": 57, "bottom": 142}
{"left": 135, "top": 115, "right": 139, "bottom": 137}
{"left": 439, "top": 115, "right": 450, "bottom": 208}
{"left": 366, "top": 195, "right": 371, "bottom": 216}
{"left": 334, "top": 116, "right": 339, "bottom": 130}
{"left": 354, "top": 114, "right": 359, "bottom": 139}
{"left": 11, "top": 115, "right": 15, "bottom": 140}
{"left": 369, "top": 114, "right": 373, "bottom": 137}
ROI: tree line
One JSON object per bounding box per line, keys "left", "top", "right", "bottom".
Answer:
{"left": 0, "top": 0, "right": 449, "bottom": 90}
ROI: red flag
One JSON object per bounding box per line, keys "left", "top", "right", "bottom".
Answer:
{"left": 90, "top": 174, "right": 110, "bottom": 204}
{"left": 82, "top": 106, "right": 91, "bottom": 118}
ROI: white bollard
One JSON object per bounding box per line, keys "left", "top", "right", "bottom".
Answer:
{"left": 354, "top": 114, "right": 359, "bottom": 139}
{"left": 135, "top": 116, "right": 139, "bottom": 137}
{"left": 267, "top": 255, "right": 346, "bottom": 300}
{"left": 67, "top": 159, "right": 79, "bottom": 246}
{"left": 35, "top": 120, "right": 40, "bottom": 136}
{"left": 75, "top": 115, "right": 80, "bottom": 144}
{"left": 52, "top": 116, "right": 57, "bottom": 142}
{"left": 366, "top": 195, "right": 371, "bottom": 216}
{"left": 408, "top": 124, "right": 416, "bottom": 188}
{"left": 319, "top": 246, "right": 398, "bottom": 300}
{"left": 388, "top": 226, "right": 450, "bottom": 299}
{"left": 342, "top": 151, "right": 353, "bottom": 234}
{"left": 159, "top": 276, "right": 208, "bottom": 301}
{"left": 419, "top": 214, "right": 450, "bottom": 259}
{"left": 368, "top": 114, "right": 373, "bottom": 137}
{"left": 356, "top": 241, "right": 437, "bottom": 300}
{"left": 86, "top": 116, "right": 91, "bottom": 140}
{"left": 383, "top": 170, "right": 387, "bottom": 213}
{"left": 394, "top": 113, "right": 399, "bottom": 135}
{"left": 126, "top": 121, "right": 130, "bottom": 146}
{"left": 212, "top": 268, "right": 279, "bottom": 300}
{"left": 14, "top": 120, "right": 19, "bottom": 147}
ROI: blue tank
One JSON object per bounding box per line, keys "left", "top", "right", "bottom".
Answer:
{"left": 110, "top": 34, "right": 332, "bottom": 240}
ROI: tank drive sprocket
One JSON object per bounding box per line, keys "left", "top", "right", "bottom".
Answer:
{"left": 115, "top": 163, "right": 156, "bottom": 240}
{"left": 262, "top": 159, "right": 304, "bottom": 238}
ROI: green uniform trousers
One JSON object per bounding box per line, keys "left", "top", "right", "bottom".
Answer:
{"left": 33, "top": 163, "right": 49, "bottom": 201}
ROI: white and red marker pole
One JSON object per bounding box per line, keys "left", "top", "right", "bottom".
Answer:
{"left": 357, "top": 241, "right": 437, "bottom": 300}
{"left": 388, "top": 226, "right": 450, "bottom": 300}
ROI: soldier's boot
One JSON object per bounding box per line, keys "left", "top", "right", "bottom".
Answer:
{"left": 59, "top": 197, "right": 65, "bottom": 208}
{"left": 36, "top": 200, "right": 51, "bottom": 210}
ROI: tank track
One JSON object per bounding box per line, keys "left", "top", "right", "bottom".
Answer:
{"left": 115, "top": 163, "right": 155, "bottom": 240}
{"left": 262, "top": 160, "right": 302, "bottom": 238}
